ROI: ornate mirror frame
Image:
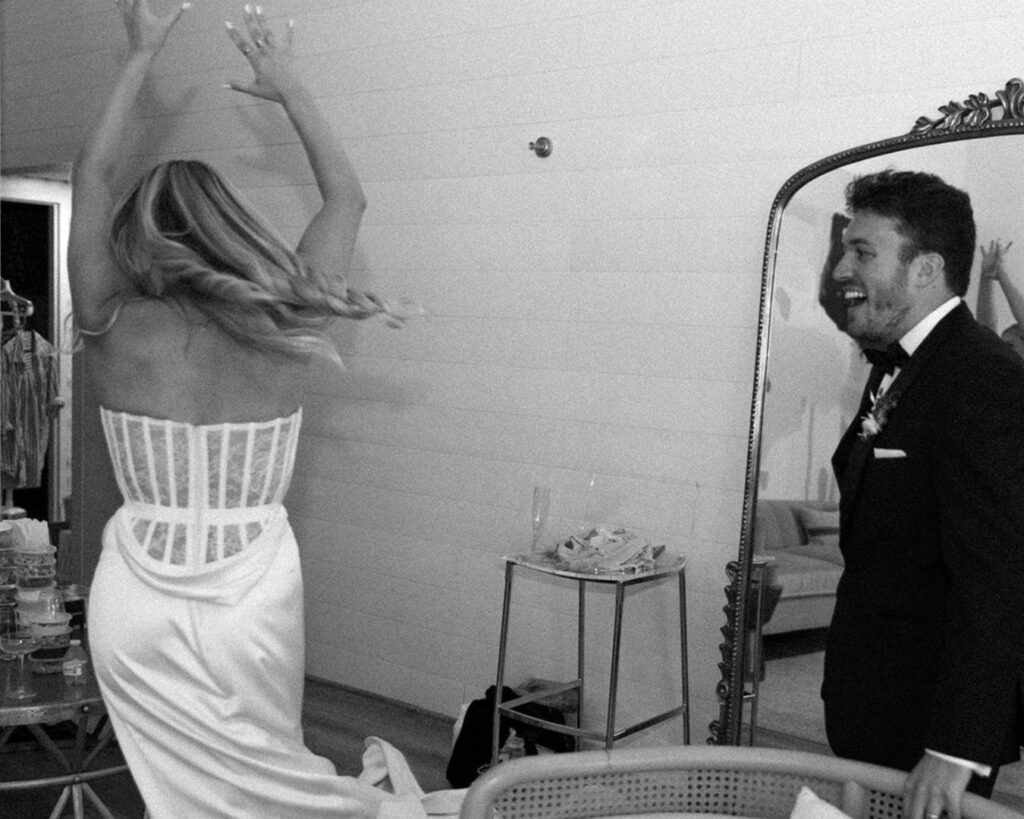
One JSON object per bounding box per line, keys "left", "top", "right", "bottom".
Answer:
{"left": 710, "top": 78, "right": 1024, "bottom": 745}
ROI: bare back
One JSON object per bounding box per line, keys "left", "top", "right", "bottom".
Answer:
{"left": 83, "top": 298, "right": 313, "bottom": 424}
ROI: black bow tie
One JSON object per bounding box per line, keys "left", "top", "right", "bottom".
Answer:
{"left": 864, "top": 342, "right": 910, "bottom": 374}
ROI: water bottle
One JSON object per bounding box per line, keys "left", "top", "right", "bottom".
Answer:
{"left": 62, "top": 639, "right": 88, "bottom": 685}
{"left": 498, "top": 728, "right": 525, "bottom": 762}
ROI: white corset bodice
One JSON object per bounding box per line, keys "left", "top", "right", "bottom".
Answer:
{"left": 100, "top": 407, "right": 302, "bottom": 569}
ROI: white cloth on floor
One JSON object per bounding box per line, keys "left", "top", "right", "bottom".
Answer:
{"left": 359, "top": 737, "right": 465, "bottom": 816}
{"left": 789, "top": 787, "right": 853, "bottom": 819}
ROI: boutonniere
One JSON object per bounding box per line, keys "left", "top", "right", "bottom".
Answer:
{"left": 859, "top": 389, "right": 899, "bottom": 440}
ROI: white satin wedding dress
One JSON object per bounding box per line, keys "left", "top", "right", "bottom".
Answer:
{"left": 88, "top": 407, "right": 424, "bottom": 818}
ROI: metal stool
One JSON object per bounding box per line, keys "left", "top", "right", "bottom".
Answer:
{"left": 490, "top": 552, "right": 689, "bottom": 765}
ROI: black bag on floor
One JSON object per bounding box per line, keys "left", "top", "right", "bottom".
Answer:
{"left": 446, "top": 685, "right": 573, "bottom": 787}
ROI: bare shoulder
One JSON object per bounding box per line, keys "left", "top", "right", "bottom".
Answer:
{"left": 81, "top": 297, "right": 182, "bottom": 355}
{"left": 83, "top": 298, "right": 314, "bottom": 422}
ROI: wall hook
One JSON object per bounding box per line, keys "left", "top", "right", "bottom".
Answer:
{"left": 529, "top": 137, "right": 552, "bottom": 158}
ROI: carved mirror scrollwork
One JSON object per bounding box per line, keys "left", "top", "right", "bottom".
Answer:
{"left": 711, "top": 78, "right": 1024, "bottom": 746}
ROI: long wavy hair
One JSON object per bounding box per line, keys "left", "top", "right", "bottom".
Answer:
{"left": 107, "top": 159, "right": 401, "bottom": 363}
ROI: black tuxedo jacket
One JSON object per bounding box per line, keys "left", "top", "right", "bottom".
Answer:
{"left": 825, "top": 302, "right": 1024, "bottom": 769}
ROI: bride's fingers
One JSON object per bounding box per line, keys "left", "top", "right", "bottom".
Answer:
{"left": 242, "top": 4, "right": 267, "bottom": 47}
{"left": 164, "top": 2, "right": 190, "bottom": 28}
{"left": 223, "top": 80, "right": 255, "bottom": 95}
{"left": 253, "top": 5, "right": 275, "bottom": 45}
{"left": 227, "top": 5, "right": 290, "bottom": 63}
{"left": 224, "top": 21, "right": 254, "bottom": 58}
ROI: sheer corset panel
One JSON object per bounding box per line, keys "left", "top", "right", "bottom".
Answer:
{"left": 100, "top": 407, "right": 302, "bottom": 569}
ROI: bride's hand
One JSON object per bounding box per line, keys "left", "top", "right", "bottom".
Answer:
{"left": 980, "top": 239, "right": 1014, "bottom": 281}
{"left": 225, "top": 4, "right": 302, "bottom": 102}
{"left": 116, "top": 0, "right": 190, "bottom": 57}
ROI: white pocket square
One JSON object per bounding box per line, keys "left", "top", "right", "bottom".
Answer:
{"left": 873, "top": 448, "right": 907, "bottom": 459}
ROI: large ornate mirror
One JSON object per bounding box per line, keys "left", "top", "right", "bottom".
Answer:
{"left": 712, "top": 79, "right": 1024, "bottom": 746}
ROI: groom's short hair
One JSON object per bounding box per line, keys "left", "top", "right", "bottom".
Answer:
{"left": 846, "top": 169, "right": 976, "bottom": 296}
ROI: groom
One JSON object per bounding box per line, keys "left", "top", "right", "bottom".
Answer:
{"left": 825, "top": 170, "right": 1024, "bottom": 818}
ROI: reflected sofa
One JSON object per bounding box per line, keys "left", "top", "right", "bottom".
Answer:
{"left": 753, "top": 499, "right": 843, "bottom": 635}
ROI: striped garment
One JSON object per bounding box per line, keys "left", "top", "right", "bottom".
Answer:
{"left": 0, "top": 330, "right": 58, "bottom": 489}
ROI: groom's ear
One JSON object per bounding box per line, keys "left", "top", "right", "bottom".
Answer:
{"left": 909, "top": 251, "right": 946, "bottom": 290}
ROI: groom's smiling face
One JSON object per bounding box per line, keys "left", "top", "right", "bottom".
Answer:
{"left": 832, "top": 210, "right": 917, "bottom": 347}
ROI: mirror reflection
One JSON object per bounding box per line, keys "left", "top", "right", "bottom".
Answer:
{"left": 761, "top": 139, "right": 1024, "bottom": 509}
{"left": 750, "top": 137, "right": 1024, "bottom": 785}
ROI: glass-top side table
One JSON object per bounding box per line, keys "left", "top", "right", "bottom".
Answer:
{"left": 490, "top": 552, "right": 690, "bottom": 766}
{"left": 0, "top": 649, "right": 128, "bottom": 818}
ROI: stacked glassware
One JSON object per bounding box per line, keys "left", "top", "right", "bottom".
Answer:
{"left": 15, "top": 543, "right": 71, "bottom": 673}
{"left": 0, "top": 522, "right": 17, "bottom": 605}
{"left": 0, "top": 523, "right": 19, "bottom": 661}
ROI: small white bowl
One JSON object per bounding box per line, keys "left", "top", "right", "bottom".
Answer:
{"left": 32, "top": 629, "right": 72, "bottom": 649}
{"left": 20, "top": 610, "right": 71, "bottom": 626}
{"left": 27, "top": 619, "right": 72, "bottom": 637}
{"left": 15, "top": 574, "right": 57, "bottom": 589}
{"left": 15, "top": 583, "right": 56, "bottom": 601}
{"left": 14, "top": 545, "right": 56, "bottom": 563}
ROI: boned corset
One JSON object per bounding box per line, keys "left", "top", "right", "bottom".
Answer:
{"left": 100, "top": 407, "right": 302, "bottom": 568}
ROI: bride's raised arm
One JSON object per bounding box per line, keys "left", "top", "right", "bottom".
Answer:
{"left": 224, "top": 5, "right": 366, "bottom": 283}
{"left": 68, "top": 0, "right": 190, "bottom": 331}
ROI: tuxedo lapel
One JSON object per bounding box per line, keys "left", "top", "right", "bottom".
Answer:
{"left": 834, "top": 303, "right": 973, "bottom": 521}
{"left": 879, "top": 303, "right": 971, "bottom": 407}
{"left": 834, "top": 365, "right": 884, "bottom": 479}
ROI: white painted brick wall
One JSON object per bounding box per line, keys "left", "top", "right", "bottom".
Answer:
{"left": 4, "top": 0, "right": 1022, "bottom": 745}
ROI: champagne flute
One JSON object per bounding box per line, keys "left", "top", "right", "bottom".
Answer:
{"left": 1, "top": 629, "right": 41, "bottom": 699}
{"left": 0, "top": 603, "right": 16, "bottom": 662}
{"left": 531, "top": 485, "right": 551, "bottom": 551}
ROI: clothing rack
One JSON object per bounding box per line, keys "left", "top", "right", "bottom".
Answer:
{"left": 0, "top": 278, "right": 34, "bottom": 519}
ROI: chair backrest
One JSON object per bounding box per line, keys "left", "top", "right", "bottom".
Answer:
{"left": 458, "top": 746, "right": 1023, "bottom": 819}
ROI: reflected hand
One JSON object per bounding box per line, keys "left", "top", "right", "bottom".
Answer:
{"left": 225, "top": 4, "right": 301, "bottom": 102}
{"left": 903, "top": 754, "right": 973, "bottom": 819}
{"left": 980, "top": 239, "right": 1013, "bottom": 281}
{"left": 116, "top": 0, "right": 190, "bottom": 57}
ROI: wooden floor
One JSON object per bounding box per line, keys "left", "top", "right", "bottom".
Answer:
{"left": 5, "top": 674, "right": 1023, "bottom": 816}
{"left": 754, "top": 630, "right": 1024, "bottom": 813}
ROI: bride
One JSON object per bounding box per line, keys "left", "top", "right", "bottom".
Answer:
{"left": 71, "top": 2, "right": 415, "bottom": 815}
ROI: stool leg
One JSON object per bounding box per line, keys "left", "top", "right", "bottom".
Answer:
{"left": 48, "top": 787, "right": 71, "bottom": 819}
{"left": 605, "top": 583, "right": 626, "bottom": 749}
{"left": 72, "top": 784, "right": 85, "bottom": 819}
{"left": 82, "top": 783, "right": 119, "bottom": 819}
{"left": 491, "top": 561, "right": 516, "bottom": 766}
{"left": 678, "top": 567, "right": 690, "bottom": 744}
{"left": 576, "top": 578, "right": 585, "bottom": 751}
